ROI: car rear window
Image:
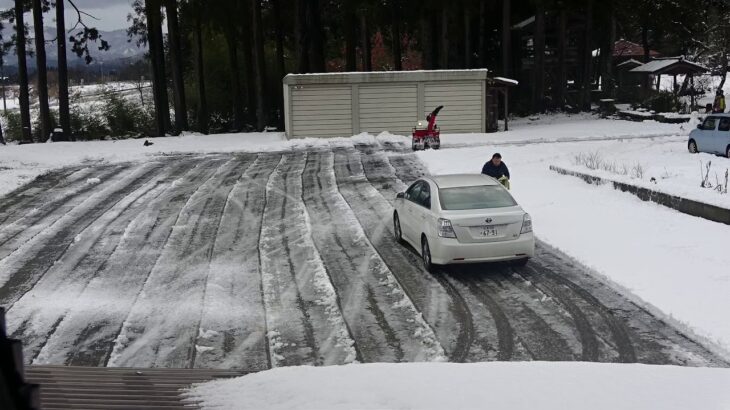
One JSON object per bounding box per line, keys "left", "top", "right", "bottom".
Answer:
{"left": 439, "top": 185, "right": 517, "bottom": 210}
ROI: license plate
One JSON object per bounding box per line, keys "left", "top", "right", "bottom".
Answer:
{"left": 479, "top": 225, "right": 499, "bottom": 237}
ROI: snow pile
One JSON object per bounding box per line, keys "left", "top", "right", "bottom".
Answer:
{"left": 184, "top": 362, "right": 730, "bottom": 410}
{"left": 419, "top": 138, "right": 730, "bottom": 356}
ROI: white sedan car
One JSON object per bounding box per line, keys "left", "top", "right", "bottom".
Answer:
{"left": 393, "top": 174, "right": 535, "bottom": 272}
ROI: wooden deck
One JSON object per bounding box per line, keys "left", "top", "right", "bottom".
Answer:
{"left": 25, "top": 366, "right": 244, "bottom": 409}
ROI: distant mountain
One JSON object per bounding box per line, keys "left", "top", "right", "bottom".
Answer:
{"left": 2, "top": 26, "right": 147, "bottom": 68}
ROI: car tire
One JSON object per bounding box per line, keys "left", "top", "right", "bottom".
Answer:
{"left": 421, "top": 236, "right": 435, "bottom": 273}
{"left": 726, "top": 145, "right": 730, "bottom": 158}
{"left": 512, "top": 258, "right": 529, "bottom": 268}
{"left": 688, "top": 139, "right": 699, "bottom": 154}
{"left": 393, "top": 212, "right": 405, "bottom": 244}
{"left": 412, "top": 141, "right": 417, "bottom": 151}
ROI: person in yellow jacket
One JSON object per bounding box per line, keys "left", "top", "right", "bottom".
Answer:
{"left": 713, "top": 89, "right": 726, "bottom": 113}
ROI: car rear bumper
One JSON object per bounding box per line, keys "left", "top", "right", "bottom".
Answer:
{"left": 429, "top": 233, "right": 535, "bottom": 265}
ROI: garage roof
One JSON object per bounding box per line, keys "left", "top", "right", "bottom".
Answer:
{"left": 283, "top": 69, "right": 491, "bottom": 85}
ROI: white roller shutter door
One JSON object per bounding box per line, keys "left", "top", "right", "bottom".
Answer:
{"left": 359, "top": 84, "right": 418, "bottom": 135}
{"left": 425, "top": 82, "right": 484, "bottom": 133}
{"left": 291, "top": 86, "right": 353, "bottom": 137}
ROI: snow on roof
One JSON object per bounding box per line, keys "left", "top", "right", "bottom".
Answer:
{"left": 283, "top": 69, "right": 491, "bottom": 85}
{"left": 616, "top": 59, "right": 644, "bottom": 69}
{"left": 494, "top": 76, "right": 519, "bottom": 85}
{"left": 512, "top": 16, "right": 535, "bottom": 30}
{"left": 630, "top": 58, "right": 708, "bottom": 74}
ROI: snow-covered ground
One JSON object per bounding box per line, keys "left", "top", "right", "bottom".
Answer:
{"left": 419, "top": 136, "right": 730, "bottom": 357}
{"left": 185, "top": 362, "right": 730, "bottom": 410}
{"left": 553, "top": 136, "right": 730, "bottom": 209}
{"left": 0, "top": 114, "right": 687, "bottom": 198}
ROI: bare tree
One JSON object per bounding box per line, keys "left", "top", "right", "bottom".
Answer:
{"left": 165, "top": 0, "right": 188, "bottom": 134}
{"left": 32, "top": 0, "right": 51, "bottom": 141}
{"left": 251, "top": 0, "right": 268, "bottom": 130}
{"left": 56, "top": 0, "right": 71, "bottom": 140}
{"left": 14, "top": 0, "right": 32, "bottom": 142}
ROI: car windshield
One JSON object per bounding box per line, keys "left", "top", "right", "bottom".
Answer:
{"left": 439, "top": 185, "right": 517, "bottom": 210}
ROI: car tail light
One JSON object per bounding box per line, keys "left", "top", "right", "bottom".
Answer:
{"left": 520, "top": 213, "right": 533, "bottom": 234}
{"left": 438, "top": 218, "right": 457, "bottom": 238}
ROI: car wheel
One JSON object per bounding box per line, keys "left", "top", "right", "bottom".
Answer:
{"left": 393, "top": 212, "right": 404, "bottom": 244}
{"left": 421, "top": 236, "right": 434, "bottom": 273}
{"left": 412, "top": 141, "right": 417, "bottom": 151}
{"left": 726, "top": 145, "right": 730, "bottom": 158}
{"left": 688, "top": 139, "right": 699, "bottom": 154}
{"left": 512, "top": 258, "right": 529, "bottom": 268}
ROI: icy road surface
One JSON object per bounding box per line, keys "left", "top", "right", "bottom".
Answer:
{"left": 0, "top": 142, "right": 725, "bottom": 369}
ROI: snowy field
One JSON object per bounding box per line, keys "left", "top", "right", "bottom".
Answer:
{"left": 185, "top": 362, "right": 730, "bottom": 410}
{"left": 2, "top": 140, "right": 719, "bottom": 370}
{"left": 419, "top": 135, "right": 730, "bottom": 358}
{"left": 2, "top": 113, "right": 729, "bottom": 408}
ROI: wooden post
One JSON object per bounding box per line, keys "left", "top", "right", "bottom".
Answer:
{"left": 656, "top": 74, "right": 661, "bottom": 91}
{"left": 502, "top": 88, "right": 509, "bottom": 131}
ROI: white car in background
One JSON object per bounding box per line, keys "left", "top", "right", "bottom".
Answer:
{"left": 688, "top": 114, "right": 730, "bottom": 157}
{"left": 393, "top": 174, "right": 535, "bottom": 272}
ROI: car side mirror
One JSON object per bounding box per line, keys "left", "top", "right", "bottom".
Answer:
{"left": 396, "top": 192, "right": 405, "bottom": 199}
{"left": 697, "top": 124, "right": 702, "bottom": 129}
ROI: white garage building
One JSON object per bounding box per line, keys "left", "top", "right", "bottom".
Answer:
{"left": 282, "top": 70, "right": 515, "bottom": 138}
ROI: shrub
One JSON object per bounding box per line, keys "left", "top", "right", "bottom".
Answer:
{"left": 71, "top": 106, "right": 109, "bottom": 140}
{"left": 642, "top": 91, "right": 678, "bottom": 113}
{"left": 1, "top": 111, "right": 24, "bottom": 142}
{"left": 102, "top": 92, "right": 154, "bottom": 138}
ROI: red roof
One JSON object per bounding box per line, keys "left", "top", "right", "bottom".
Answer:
{"left": 613, "top": 40, "right": 660, "bottom": 58}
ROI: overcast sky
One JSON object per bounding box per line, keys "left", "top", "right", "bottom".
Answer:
{"left": 0, "top": 0, "right": 134, "bottom": 32}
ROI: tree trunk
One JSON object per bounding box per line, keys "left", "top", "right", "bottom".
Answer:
{"left": 241, "top": 21, "right": 256, "bottom": 125}
{"left": 251, "top": 0, "right": 268, "bottom": 130}
{"left": 641, "top": 20, "right": 650, "bottom": 96}
{"left": 581, "top": 0, "right": 593, "bottom": 111}
{"left": 165, "top": 0, "right": 188, "bottom": 134}
{"left": 360, "top": 12, "right": 372, "bottom": 71}
{"left": 478, "top": 0, "right": 487, "bottom": 68}
{"left": 194, "top": 4, "right": 208, "bottom": 134}
{"left": 604, "top": 8, "right": 616, "bottom": 98}
{"left": 272, "top": 0, "right": 286, "bottom": 127}
{"left": 273, "top": 0, "right": 286, "bottom": 77}
{"left": 501, "top": 0, "right": 511, "bottom": 76}
{"left": 345, "top": 8, "right": 357, "bottom": 71}
{"left": 420, "top": 14, "right": 433, "bottom": 69}
{"left": 533, "top": 2, "right": 545, "bottom": 113}
{"left": 145, "top": 0, "right": 168, "bottom": 136}
{"left": 440, "top": 5, "right": 448, "bottom": 69}
{"left": 225, "top": 28, "right": 245, "bottom": 131}
{"left": 15, "top": 0, "right": 31, "bottom": 142}
{"left": 296, "top": 0, "right": 309, "bottom": 73}
{"left": 56, "top": 0, "right": 71, "bottom": 140}
{"left": 464, "top": 8, "right": 471, "bottom": 68}
{"left": 557, "top": 8, "right": 567, "bottom": 109}
{"left": 308, "top": 0, "right": 326, "bottom": 72}
{"left": 391, "top": 0, "right": 403, "bottom": 70}
{"left": 32, "top": 0, "right": 51, "bottom": 142}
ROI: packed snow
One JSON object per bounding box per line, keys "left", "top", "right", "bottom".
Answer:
{"left": 419, "top": 135, "right": 730, "bottom": 357}
{"left": 185, "top": 362, "right": 730, "bottom": 410}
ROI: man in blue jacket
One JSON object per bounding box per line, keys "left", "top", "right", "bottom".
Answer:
{"left": 481, "top": 153, "right": 510, "bottom": 188}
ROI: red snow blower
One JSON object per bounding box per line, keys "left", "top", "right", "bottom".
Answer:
{"left": 412, "top": 105, "right": 443, "bottom": 151}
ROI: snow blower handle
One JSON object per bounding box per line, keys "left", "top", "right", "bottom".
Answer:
{"left": 426, "top": 106, "right": 444, "bottom": 131}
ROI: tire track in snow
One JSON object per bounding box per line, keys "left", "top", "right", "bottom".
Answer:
{"left": 302, "top": 151, "right": 445, "bottom": 363}
{"left": 7, "top": 161, "right": 188, "bottom": 362}
{"left": 0, "top": 165, "right": 92, "bottom": 226}
{"left": 259, "top": 153, "right": 357, "bottom": 367}
{"left": 0, "top": 165, "right": 131, "bottom": 262}
{"left": 107, "top": 156, "right": 253, "bottom": 368}
{"left": 192, "top": 154, "right": 281, "bottom": 371}
{"left": 34, "top": 157, "right": 224, "bottom": 366}
{"left": 332, "top": 147, "right": 473, "bottom": 362}
{"left": 0, "top": 162, "right": 166, "bottom": 308}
